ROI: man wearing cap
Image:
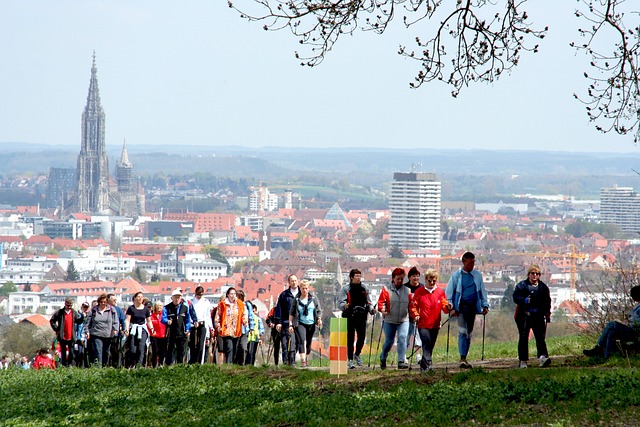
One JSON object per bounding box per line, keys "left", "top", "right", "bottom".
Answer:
{"left": 162, "top": 288, "right": 193, "bottom": 365}
{"left": 49, "top": 298, "right": 84, "bottom": 366}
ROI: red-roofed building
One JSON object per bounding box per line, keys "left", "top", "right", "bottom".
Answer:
{"left": 163, "top": 213, "right": 236, "bottom": 233}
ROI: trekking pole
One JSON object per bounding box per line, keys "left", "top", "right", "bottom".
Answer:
{"left": 374, "top": 320, "right": 384, "bottom": 369}
{"left": 408, "top": 323, "right": 418, "bottom": 371}
{"left": 481, "top": 313, "right": 486, "bottom": 362}
{"left": 445, "top": 314, "right": 450, "bottom": 374}
{"left": 367, "top": 314, "right": 376, "bottom": 368}
{"left": 286, "top": 327, "right": 292, "bottom": 366}
{"left": 318, "top": 329, "right": 323, "bottom": 368}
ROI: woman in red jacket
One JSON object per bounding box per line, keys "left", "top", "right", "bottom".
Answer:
{"left": 149, "top": 301, "right": 167, "bottom": 367}
{"left": 410, "top": 269, "right": 450, "bottom": 373}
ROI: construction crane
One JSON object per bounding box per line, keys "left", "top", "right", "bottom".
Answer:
{"left": 506, "top": 244, "right": 588, "bottom": 301}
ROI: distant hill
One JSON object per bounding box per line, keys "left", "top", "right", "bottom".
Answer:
{"left": 1, "top": 143, "right": 639, "bottom": 198}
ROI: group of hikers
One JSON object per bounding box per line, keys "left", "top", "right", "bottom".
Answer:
{"left": 4, "top": 250, "right": 639, "bottom": 371}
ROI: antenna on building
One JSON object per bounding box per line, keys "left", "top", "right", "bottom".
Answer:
{"left": 411, "top": 162, "right": 423, "bottom": 173}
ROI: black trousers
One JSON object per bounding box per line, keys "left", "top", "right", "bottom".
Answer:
{"left": 270, "top": 328, "right": 281, "bottom": 365}
{"left": 516, "top": 313, "right": 548, "bottom": 361}
{"left": 188, "top": 324, "right": 207, "bottom": 364}
{"left": 165, "top": 335, "right": 187, "bottom": 365}
{"left": 126, "top": 330, "right": 148, "bottom": 367}
{"left": 59, "top": 339, "right": 74, "bottom": 366}
{"left": 280, "top": 327, "right": 296, "bottom": 365}
{"left": 347, "top": 314, "right": 367, "bottom": 360}
{"left": 295, "top": 323, "right": 316, "bottom": 355}
{"left": 150, "top": 337, "right": 167, "bottom": 367}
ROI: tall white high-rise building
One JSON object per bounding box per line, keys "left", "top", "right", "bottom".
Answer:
{"left": 389, "top": 172, "right": 441, "bottom": 251}
{"left": 600, "top": 185, "right": 640, "bottom": 234}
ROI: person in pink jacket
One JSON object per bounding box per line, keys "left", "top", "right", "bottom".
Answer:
{"left": 410, "top": 269, "right": 451, "bottom": 373}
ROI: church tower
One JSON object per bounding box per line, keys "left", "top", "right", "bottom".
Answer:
{"left": 76, "top": 52, "right": 110, "bottom": 214}
{"left": 115, "top": 140, "right": 139, "bottom": 216}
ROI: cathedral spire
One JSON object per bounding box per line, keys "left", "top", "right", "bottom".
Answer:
{"left": 76, "top": 52, "right": 110, "bottom": 213}
{"left": 120, "top": 139, "right": 132, "bottom": 167}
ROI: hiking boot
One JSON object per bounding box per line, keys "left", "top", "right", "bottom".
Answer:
{"left": 379, "top": 359, "right": 387, "bottom": 370}
{"left": 583, "top": 346, "right": 603, "bottom": 357}
{"left": 518, "top": 361, "right": 528, "bottom": 369}
{"left": 459, "top": 358, "right": 472, "bottom": 369}
{"left": 398, "top": 361, "right": 409, "bottom": 370}
{"left": 348, "top": 359, "right": 356, "bottom": 369}
{"left": 420, "top": 364, "right": 433, "bottom": 374}
{"left": 354, "top": 355, "right": 363, "bottom": 366}
{"left": 300, "top": 360, "right": 308, "bottom": 368}
{"left": 539, "top": 355, "right": 551, "bottom": 368}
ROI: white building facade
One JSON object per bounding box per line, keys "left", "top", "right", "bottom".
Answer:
{"left": 389, "top": 172, "right": 441, "bottom": 251}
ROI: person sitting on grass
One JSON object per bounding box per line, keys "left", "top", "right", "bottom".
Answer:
{"left": 33, "top": 348, "right": 55, "bottom": 370}
{"left": 583, "top": 285, "right": 640, "bottom": 359}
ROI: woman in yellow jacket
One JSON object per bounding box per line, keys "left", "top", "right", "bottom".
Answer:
{"left": 214, "top": 287, "right": 248, "bottom": 364}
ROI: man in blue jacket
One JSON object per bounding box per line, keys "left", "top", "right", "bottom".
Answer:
{"left": 446, "top": 252, "right": 489, "bottom": 369}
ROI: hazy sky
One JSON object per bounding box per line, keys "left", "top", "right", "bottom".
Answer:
{"left": 1, "top": 1, "right": 639, "bottom": 153}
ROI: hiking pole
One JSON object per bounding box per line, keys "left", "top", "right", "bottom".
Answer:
{"left": 374, "top": 320, "right": 384, "bottom": 369}
{"left": 367, "top": 314, "right": 376, "bottom": 368}
{"left": 445, "top": 314, "right": 450, "bottom": 374}
{"left": 481, "top": 313, "right": 486, "bottom": 362}
{"left": 318, "top": 329, "right": 323, "bottom": 368}
{"left": 260, "top": 339, "right": 265, "bottom": 365}
{"left": 408, "top": 323, "right": 418, "bottom": 371}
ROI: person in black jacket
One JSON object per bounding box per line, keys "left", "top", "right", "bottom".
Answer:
{"left": 49, "top": 298, "right": 84, "bottom": 366}
{"left": 162, "top": 289, "right": 193, "bottom": 365}
{"left": 274, "top": 274, "right": 300, "bottom": 366}
{"left": 513, "top": 264, "right": 552, "bottom": 368}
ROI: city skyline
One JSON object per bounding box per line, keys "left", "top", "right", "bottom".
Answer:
{"left": 1, "top": 1, "right": 639, "bottom": 153}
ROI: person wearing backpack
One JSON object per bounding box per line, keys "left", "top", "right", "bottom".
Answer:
{"left": 265, "top": 306, "right": 281, "bottom": 366}
{"left": 274, "top": 275, "right": 301, "bottom": 366}
{"left": 338, "top": 269, "right": 376, "bottom": 369}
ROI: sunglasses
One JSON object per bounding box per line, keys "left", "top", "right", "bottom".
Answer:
{"left": 529, "top": 272, "right": 541, "bottom": 276}
{"left": 426, "top": 279, "right": 438, "bottom": 283}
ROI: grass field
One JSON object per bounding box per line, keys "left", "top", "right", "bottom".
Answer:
{"left": 1, "top": 336, "right": 639, "bottom": 427}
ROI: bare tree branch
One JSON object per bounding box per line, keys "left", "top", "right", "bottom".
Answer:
{"left": 573, "top": 0, "right": 640, "bottom": 143}
{"left": 231, "top": 0, "right": 640, "bottom": 143}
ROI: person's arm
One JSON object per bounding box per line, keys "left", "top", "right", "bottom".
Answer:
{"left": 124, "top": 313, "right": 132, "bottom": 336}
{"left": 184, "top": 305, "right": 193, "bottom": 334}
{"left": 49, "top": 311, "right": 59, "bottom": 333}
{"left": 377, "top": 287, "right": 388, "bottom": 315}
{"left": 161, "top": 307, "right": 170, "bottom": 325}
{"left": 314, "top": 296, "right": 323, "bottom": 328}
{"left": 337, "top": 286, "right": 348, "bottom": 312}
{"left": 409, "top": 291, "right": 419, "bottom": 322}
{"left": 445, "top": 273, "right": 457, "bottom": 316}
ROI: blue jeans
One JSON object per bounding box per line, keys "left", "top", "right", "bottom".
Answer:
{"left": 380, "top": 321, "right": 409, "bottom": 363}
{"left": 457, "top": 305, "right": 477, "bottom": 358}
{"left": 598, "top": 321, "right": 638, "bottom": 357}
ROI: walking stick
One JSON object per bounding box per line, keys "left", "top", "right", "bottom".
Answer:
{"left": 318, "top": 328, "right": 323, "bottom": 368}
{"left": 482, "top": 313, "right": 486, "bottom": 362}
{"left": 445, "top": 314, "right": 451, "bottom": 374}
{"left": 408, "top": 323, "right": 418, "bottom": 371}
{"left": 374, "top": 320, "right": 384, "bottom": 369}
{"left": 286, "top": 327, "right": 292, "bottom": 366}
{"left": 367, "top": 314, "right": 376, "bottom": 368}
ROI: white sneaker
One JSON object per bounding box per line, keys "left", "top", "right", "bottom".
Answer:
{"left": 415, "top": 354, "right": 422, "bottom": 363}
{"left": 348, "top": 359, "right": 356, "bottom": 369}
{"left": 518, "top": 361, "right": 527, "bottom": 369}
{"left": 539, "top": 355, "right": 551, "bottom": 367}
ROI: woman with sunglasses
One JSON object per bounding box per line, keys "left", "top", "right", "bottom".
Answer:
{"left": 409, "top": 269, "right": 450, "bottom": 373}
{"left": 513, "top": 265, "right": 552, "bottom": 368}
